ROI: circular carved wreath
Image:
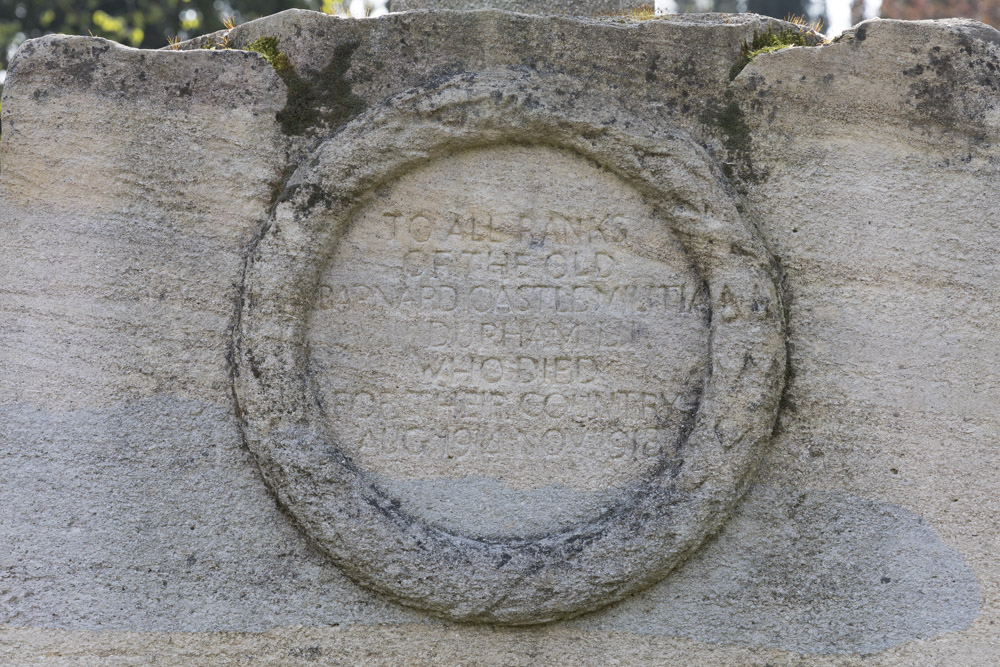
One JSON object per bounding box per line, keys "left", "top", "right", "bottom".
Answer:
{"left": 233, "top": 71, "right": 786, "bottom": 624}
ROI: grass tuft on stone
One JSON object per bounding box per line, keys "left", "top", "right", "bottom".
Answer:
{"left": 730, "top": 26, "right": 809, "bottom": 80}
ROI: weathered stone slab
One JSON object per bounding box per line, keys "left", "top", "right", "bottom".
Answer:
{"left": 388, "top": 0, "right": 645, "bottom": 14}
{"left": 0, "top": 8, "right": 998, "bottom": 664}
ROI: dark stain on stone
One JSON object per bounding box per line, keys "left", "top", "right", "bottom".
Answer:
{"left": 61, "top": 58, "right": 98, "bottom": 87}
{"left": 285, "top": 40, "right": 366, "bottom": 136}
{"left": 956, "top": 33, "right": 975, "bottom": 56}
{"left": 251, "top": 36, "right": 366, "bottom": 137}
{"left": 707, "top": 92, "right": 757, "bottom": 182}
{"left": 290, "top": 645, "right": 322, "bottom": 661}
{"left": 673, "top": 55, "right": 698, "bottom": 84}
{"left": 905, "top": 44, "right": 987, "bottom": 128}
{"left": 645, "top": 53, "right": 659, "bottom": 83}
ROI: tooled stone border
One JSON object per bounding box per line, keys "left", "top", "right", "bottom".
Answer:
{"left": 233, "top": 70, "right": 786, "bottom": 624}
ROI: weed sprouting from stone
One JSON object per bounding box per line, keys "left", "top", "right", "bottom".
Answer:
{"left": 730, "top": 26, "right": 809, "bottom": 80}
{"left": 598, "top": 4, "right": 662, "bottom": 22}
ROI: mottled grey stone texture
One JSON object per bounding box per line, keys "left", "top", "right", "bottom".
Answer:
{"left": 388, "top": 0, "right": 646, "bottom": 14}
{"left": 0, "top": 9, "right": 997, "bottom": 664}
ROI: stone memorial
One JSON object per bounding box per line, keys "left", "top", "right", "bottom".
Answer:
{"left": 0, "top": 7, "right": 997, "bottom": 664}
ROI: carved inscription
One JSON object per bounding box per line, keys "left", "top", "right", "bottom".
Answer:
{"left": 307, "top": 146, "right": 710, "bottom": 494}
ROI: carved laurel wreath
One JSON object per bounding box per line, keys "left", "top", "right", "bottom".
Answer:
{"left": 233, "top": 71, "right": 786, "bottom": 624}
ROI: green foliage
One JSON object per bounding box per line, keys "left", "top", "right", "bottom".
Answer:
{"left": 729, "top": 25, "right": 808, "bottom": 80}
{"left": 0, "top": 0, "right": 324, "bottom": 74}
{"left": 602, "top": 4, "right": 657, "bottom": 20}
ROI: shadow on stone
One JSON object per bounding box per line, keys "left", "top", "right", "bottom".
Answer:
{"left": 573, "top": 484, "right": 980, "bottom": 654}
{"left": 0, "top": 399, "right": 979, "bottom": 653}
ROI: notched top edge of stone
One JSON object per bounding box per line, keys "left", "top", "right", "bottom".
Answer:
{"left": 746, "top": 16, "right": 1000, "bottom": 93}
{"left": 736, "top": 15, "right": 1000, "bottom": 139}
{"left": 377, "top": 8, "right": 796, "bottom": 26}
{"left": 7, "top": 8, "right": 822, "bottom": 97}
{"left": 4, "top": 32, "right": 285, "bottom": 108}
{"left": 733, "top": 15, "right": 1000, "bottom": 80}
{"left": 179, "top": 6, "right": 814, "bottom": 45}
{"left": 835, "top": 15, "right": 1000, "bottom": 46}
{"left": 177, "top": 8, "right": 822, "bottom": 82}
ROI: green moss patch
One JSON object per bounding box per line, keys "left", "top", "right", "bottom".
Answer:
{"left": 246, "top": 36, "right": 293, "bottom": 74}
{"left": 730, "top": 26, "right": 809, "bottom": 80}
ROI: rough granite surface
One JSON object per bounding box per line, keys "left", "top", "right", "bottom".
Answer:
{"left": 387, "top": 0, "right": 649, "bottom": 14}
{"left": 0, "top": 9, "right": 998, "bottom": 665}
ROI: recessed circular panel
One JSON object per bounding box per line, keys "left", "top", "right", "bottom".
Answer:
{"left": 306, "top": 144, "right": 710, "bottom": 539}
